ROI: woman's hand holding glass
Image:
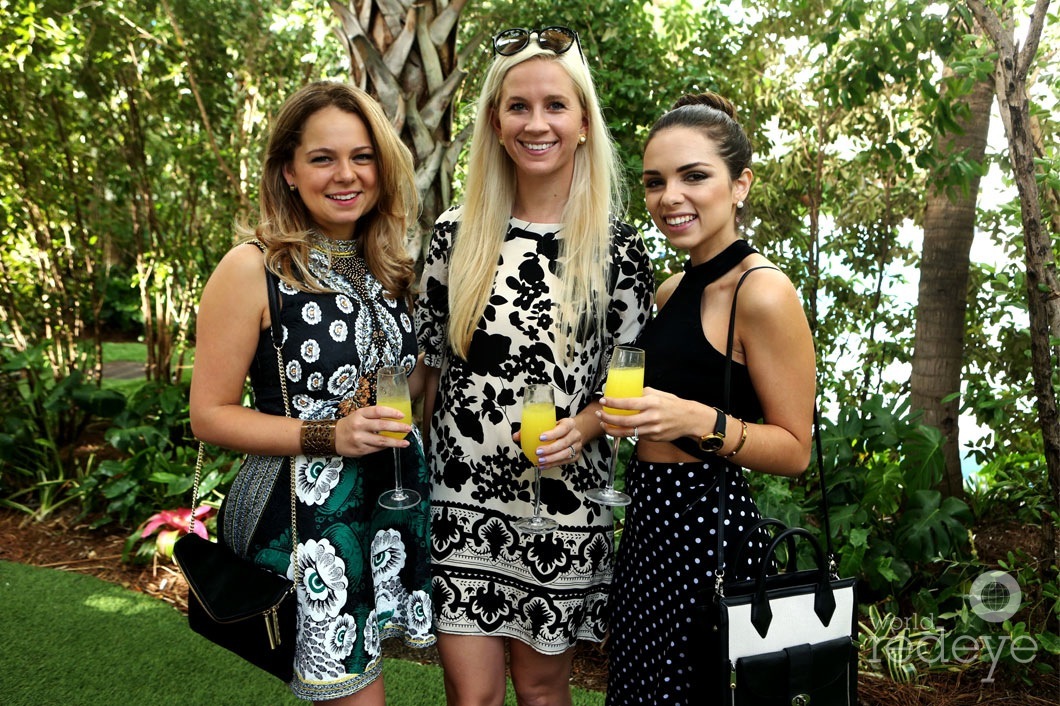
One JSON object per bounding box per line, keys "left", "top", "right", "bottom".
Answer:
{"left": 587, "top": 345, "right": 644, "bottom": 507}
{"left": 514, "top": 384, "right": 561, "bottom": 535}
{"left": 376, "top": 365, "right": 420, "bottom": 510}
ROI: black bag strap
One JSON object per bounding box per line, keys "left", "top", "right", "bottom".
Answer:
{"left": 715, "top": 266, "right": 836, "bottom": 593}
{"left": 814, "top": 405, "right": 836, "bottom": 573}
{"left": 715, "top": 266, "right": 777, "bottom": 588}
{"left": 266, "top": 269, "right": 284, "bottom": 348}
{"left": 261, "top": 264, "right": 302, "bottom": 582}
{"left": 733, "top": 518, "right": 798, "bottom": 573}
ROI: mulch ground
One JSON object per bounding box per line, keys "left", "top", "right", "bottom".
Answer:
{"left": 1, "top": 506, "right": 1055, "bottom": 703}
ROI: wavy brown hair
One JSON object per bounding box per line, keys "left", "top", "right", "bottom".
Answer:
{"left": 238, "top": 81, "right": 418, "bottom": 301}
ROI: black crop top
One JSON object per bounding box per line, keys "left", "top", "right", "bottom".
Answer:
{"left": 634, "top": 239, "right": 767, "bottom": 461}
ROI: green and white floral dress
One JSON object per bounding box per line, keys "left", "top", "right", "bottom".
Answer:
{"left": 219, "top": 239, "right": 434, "bottom": 701}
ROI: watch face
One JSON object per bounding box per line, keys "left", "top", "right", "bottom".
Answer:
{"left": 699, "top": 435, "right": 724, "bottom": 452}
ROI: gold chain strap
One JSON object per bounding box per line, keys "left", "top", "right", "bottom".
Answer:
{"left": 187, "top": 279, "right": 301, "bottom": 589}
{"left": 274, "top": 330, "right": 302, "bottom": 586}
{"left": 188, "top": 441, "right": 206, "bottom": 532}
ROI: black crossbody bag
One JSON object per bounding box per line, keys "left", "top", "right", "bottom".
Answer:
{"left": 173, "top": 270, "right": 299, "bottom": 682}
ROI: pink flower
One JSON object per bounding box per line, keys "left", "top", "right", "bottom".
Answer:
{"left": 140, "top": 505, "right": 214, "bottom": 541}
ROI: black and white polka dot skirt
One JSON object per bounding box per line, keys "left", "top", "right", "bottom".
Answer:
{"left": 605, "top": 456, "right": 770, "bottom": 706}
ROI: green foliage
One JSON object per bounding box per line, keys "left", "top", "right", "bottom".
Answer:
{"left": 967, "top": 450, "right": 1050, "bottom": 525}
{"left": 0, "top": 0, "right": 346, "bottom": 383}
{"left": 894, "top": 490, "right": 974, "bottom": 562}
{"left": 858, "top": 605, "right": 955, "bottom": 683}
{"left": 765, "top": 395, "right": 974, "bottom": 600}
{"left": 75, "top": 381, "right": 241, "bottom": 533}
{"left": 0, "top": 343, "right": 126, "bottom": 520}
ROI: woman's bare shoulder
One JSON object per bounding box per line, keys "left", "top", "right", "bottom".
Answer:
{"left": 655, "top": 272, "right": 683, "bottom": 310}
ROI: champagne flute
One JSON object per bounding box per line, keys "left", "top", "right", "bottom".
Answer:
{"left": 376, "top": 365, "right": 420, "bottom": 510}
{"left": 586, "top": 345, "right": 644, "bottom": 507}
{"left": 514, "top": 383, "right": 559, "bottom": 535}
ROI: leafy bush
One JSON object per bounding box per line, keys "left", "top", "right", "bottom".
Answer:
{"left": 754, "top": 395, "right": 1057, "bottom": 687}
{"left": 820, "top": 395, "right": 972, "bottom": 602}
{"left": 966, "top": 448, "right": 1049, "bottom": 525}
{"left": 75, "top": 380, "right": 242, "bottom": 535}
{"left": 0, "top": 343, "right": 125, "bottom": 519}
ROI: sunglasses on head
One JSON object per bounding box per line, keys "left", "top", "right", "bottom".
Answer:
{"left": 492, "top": 26, "right": 582, "bottom": 57}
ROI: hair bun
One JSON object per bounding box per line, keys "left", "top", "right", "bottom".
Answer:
{"left": 671, "top": 92, "right": 738, "bottom": 121}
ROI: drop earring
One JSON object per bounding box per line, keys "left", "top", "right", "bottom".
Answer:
{"left": 289, "top": 183, "right": 297, "bottom": 192}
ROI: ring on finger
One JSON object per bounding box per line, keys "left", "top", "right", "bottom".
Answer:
{"left": 632, "top": 426, "right": 639, "bottom": 442}
{"left": 568, "top": 445, "right": 576, "bottom": 459}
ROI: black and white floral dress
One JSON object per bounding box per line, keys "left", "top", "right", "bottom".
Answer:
{"left": 415, "top": 207, "right": 654, "bottom": 653}
{"left": 220, "top": 240, "right": 435, "bottom": 701}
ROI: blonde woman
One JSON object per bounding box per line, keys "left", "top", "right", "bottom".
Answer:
{"left": 190, "top": 81, "right": 435, "bottom": 705}
{"left": 416, "top": 26, "right": 655, "bottom": 706}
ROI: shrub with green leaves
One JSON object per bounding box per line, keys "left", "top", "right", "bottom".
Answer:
{"left": 0, "top": 343, "right": 125, "bottom": 520}
{"left": 821, "top": 395, "right": 972, "bottom": 599}
{"left": 76, "top": 380, "right": 241, "bottom": 537}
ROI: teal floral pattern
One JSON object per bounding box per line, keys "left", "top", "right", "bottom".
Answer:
{"left": 228, "top": 244, "right": 434, "bottom": 701}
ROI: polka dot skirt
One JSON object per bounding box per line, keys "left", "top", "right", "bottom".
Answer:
{"left": 605, "top": 457, "right": 770, "bottom": 705}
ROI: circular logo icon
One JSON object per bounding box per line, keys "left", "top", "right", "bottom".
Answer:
{"left": 969, "top": 571, "right": 1022, "bottom": 623}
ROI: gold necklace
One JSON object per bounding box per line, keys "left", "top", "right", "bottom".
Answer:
{"left": 308, "top": 233, "right": 359, "bottom": 256}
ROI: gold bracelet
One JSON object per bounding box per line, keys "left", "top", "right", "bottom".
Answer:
{"left": 300, "top": 420, "right": 337, "bottom": 456}
{"left": 719, "top": 419, "right": 748, "bottom": 458}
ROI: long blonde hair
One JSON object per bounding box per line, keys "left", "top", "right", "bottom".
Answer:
{"left": 447, "top": 44, "right": 625, "bottom": 359}
{"left": 238, "top": 81, "right": 418, "bottom": 301}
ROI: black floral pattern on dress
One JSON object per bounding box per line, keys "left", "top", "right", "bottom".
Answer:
{"left": 416, "top": 208, "right": 654, "bottom": 653}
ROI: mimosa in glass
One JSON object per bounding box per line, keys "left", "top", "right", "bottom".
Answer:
{"left": 587, "top": 345, "right": 644, "bottom": 506}
{"left": 514, "top": 384, "right": 559, "bottom": 535}
{"left": 376, "top": 365, "right": 420, "bottom": 510}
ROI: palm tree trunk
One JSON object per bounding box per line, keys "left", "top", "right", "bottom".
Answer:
{"left": 910, "top": 70, "right": 994, "bottom": 501}
{"left": 329, "top": 0, "right": 470, "bottom": 262}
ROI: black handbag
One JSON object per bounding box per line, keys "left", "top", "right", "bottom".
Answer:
{"left": 700, "top": 267, "right": 858, "bottom": 705}
{"left": 173, "top": 268, "right": 299, "bottom": 682}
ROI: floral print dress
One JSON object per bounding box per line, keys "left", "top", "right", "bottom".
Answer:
{"left": 416, "top": 209, "right": 654, "bottom": 653}
{"left": 220, "top": 240, "right": 435, "bottom": 701}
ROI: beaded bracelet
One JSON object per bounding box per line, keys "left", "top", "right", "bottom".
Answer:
{"left": 719, "top": 418, "right": 748, "bottom": 459}
{"left": 300, "top": 420, "right": 337, "bottom": 456}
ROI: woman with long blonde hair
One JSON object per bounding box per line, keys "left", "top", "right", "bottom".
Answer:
{"left": 416, "top": 26, "right": 655, "bottom": 706}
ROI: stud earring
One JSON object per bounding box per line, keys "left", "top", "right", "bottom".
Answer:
{"left": 498, "top": 136, "right": 504, "bottom": 145}
{"left": 578, "top": 134, "right": 587, "bottom": 144}
{"left": 737, "top": 200, "right": 744, "bottom": 209}
{"left": 289, "top": 183, "right": 297, "bottom": 192}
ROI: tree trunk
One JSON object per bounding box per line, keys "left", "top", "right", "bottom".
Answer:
{"left": 329, "top": 0, "right": 470, "bottom": 263}
{"left": 966, "top": 0, "right": 1060, "bottom": 575}
{"left": 910, "top": 69, "right": 994, "bottom": 501}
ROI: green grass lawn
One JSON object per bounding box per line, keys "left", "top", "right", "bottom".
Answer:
{"left": 0, "top": 561, "right": 604, "bottom": 705}
{"left": 101, "top": 340, "right": 193, "bottom": 393}
{"left": 103, "top": 341, "right": 152, "bottom": 362}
